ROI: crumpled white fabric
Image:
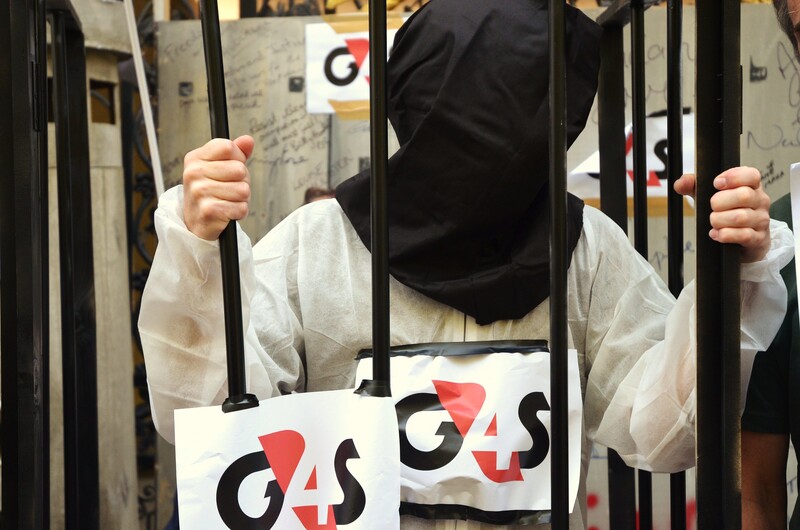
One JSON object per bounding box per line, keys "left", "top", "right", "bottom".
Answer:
{"left": 139, "top": 185, "right": 793, "bottom": 530}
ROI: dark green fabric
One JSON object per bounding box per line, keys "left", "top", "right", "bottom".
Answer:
{"left": 741, "top": 193, "right": 798, "bottom": 528}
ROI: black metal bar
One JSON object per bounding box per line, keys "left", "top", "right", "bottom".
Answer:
{"left": 631, "top": 0, "right": 648, "bottom": 258}
{"left": 368, "top": 0, "right": 391, "bottom": 395}
{"left": 695, "top": 0, "right": 742, "bottom": 527}
{"left": 549, "top": 0, "right": 569, "bottom": 527}
{"left": 596, "top": 0, "right": 659, "bottom": 28}
{"left": 607, "top": 451, "right": 637, "bottom": 529}
{"left": 666, "top": 0, "right": 684, "bottom": 300}
{"left": 597, "top": 26, "right": 628, "bottom": 232}
{"left": 598, "top": 26, "right": 628, "bottom": 233}
{"left": 638, "top": 469, "right": 653, "bottom": 530}
{"left": 240, "top": 0, "right": 257, "bottom": 17}
{"left": 666, "top": 0, "right": 687, "bottom": 526}
{"left": 597, "top": 23, "right": 638, "bottom": 530}
{"left": 198, "top": 0, "right": 259, "bottom": 412}
{"left": 0, "top": 0, "right": 50, "bottom": 526}
{"left": 630, "top": 2, "right": 653, "bottom": 527}
{"left": 49, "top": 11, "right": 100, "bottom": 529}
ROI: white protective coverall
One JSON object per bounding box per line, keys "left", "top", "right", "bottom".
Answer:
{"left": 139, "top": 185, "right": 793, "bottom": 530}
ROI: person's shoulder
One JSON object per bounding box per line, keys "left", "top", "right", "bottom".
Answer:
{"left": 294, "top": 198, "right": 353, "bottom": 233}
{"left": 580, "top": 203, "right": 628, "bottom": 245}
{"left": 254, "top": 198, "right": 358, "bottom": 255}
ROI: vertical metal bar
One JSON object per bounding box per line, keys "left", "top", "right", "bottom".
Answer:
{"left": 666, "top": 0, "right": 687, "bottom": 527}
{"left": 198, "top": 0, "right": 259, "bottom": 412}
{"left": 549, "top": 0, "right": 569, "bottom": 527}
{"left": 50, "top": 11, "right": 100, "bottom": 529}
{"left": 597, "top": 22, "right": 637, "bottom": 530}
{"left": 121, "top": 80, "right": 135, "bottom": 277}
{"left": 598, "top": 25, "right": 629, "bottom": 232}
{"left": 695, "top": 0, "right": 742, "bottom": 527}
{"left": 0, "top": 0, "right": 50, "bottom": 526}
{"left": 368, "top": 0, "right": 390, "bottom": 395}
{"left": 630, "top": 0, "right": 648, "bottom": 262}
{"left": 240, "top": 0, "right": 257, "bottom": 17}
{"left": 666, "top": 0, "right": 685, "bottom": 300}
{"left": 630, "top": 2, "right": 653, "bottom": 528}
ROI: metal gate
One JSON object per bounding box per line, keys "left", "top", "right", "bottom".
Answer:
{"left": 0, "top": 0, "right": 749, "bottom": 528}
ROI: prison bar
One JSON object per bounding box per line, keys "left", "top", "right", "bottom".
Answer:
{"left": 0, "top": 0, "right": 50, "bottom": 527}
{"left": 198, "top": 0, "right": 260, "bottom": 412}
{"left": 368, "top": 0, "right": 391, "bottom": 392}
{"left": 666, "top": 0, "right": 687, "bottom": 527}
{"left": 49, "top": 5, "right": 101, "bottom": 528}
{"left": 596, "top": 12, "right": 637, "bottom": 530}
{"left": 630, "top": 0, "right": 655, "bottom": 526}
{"left": 695, "top": 0, "right": 742, "bottom": 528}
{"left": 548, "top": 0, "right": 570, "bottom": 527}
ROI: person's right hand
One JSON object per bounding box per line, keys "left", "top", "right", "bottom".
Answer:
{"left": 182, "top": 135, "right": 255, "bottom": 241}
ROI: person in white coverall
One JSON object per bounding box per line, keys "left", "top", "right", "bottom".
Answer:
{"left": 139, "top": 0, "right": 794, "bottom": 528}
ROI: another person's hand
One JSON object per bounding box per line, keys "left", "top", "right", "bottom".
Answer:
{"left": 182, "top": 135, "right": 255, "bottom": 241}
{"left": 674, "top": 166, "right": 771, "bottom": 263}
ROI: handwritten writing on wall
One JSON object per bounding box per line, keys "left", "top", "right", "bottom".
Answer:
{"left": 158, "top": 18, "right": 331, "bottom": 239}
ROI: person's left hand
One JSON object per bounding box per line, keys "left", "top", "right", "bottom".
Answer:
{"left": 674, "top": 166, "right": 771, "bottom": 263}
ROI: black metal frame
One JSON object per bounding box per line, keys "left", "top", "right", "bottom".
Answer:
{"left": 695, "top": 0, "right": 742, "bottom": 528}
{"left": 548, "top": 0, "right": 570, "bottom": 527}
{"left": 666, "top": 0, "right": 687, "bottom": 528}
{"left": 597, "top": 16, "right": 637, "bottom": 530}
{"left": 0, "top": 0, "right": 50, "bottom": 527}
{"left": 47, "top": 2, "right": 100, "bottom": 528}
{"left": 595, "top": 0, "right": 700, "bottom": 528}
{"left": 368, "top": 0, "right": 391, "bottom": 395}
{"left": 2, "top": 0, "right": 100, "bottom": 527}
{"left": 198, "top": 0, "right": 260, "bottom": 413}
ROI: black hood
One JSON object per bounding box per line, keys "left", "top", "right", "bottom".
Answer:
{"left": 336, "top": 0, "right": 601, "bottom": 325}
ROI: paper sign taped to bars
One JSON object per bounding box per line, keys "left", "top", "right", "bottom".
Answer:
{"left": 305, "top": 22, "right": 401, "bottom": 115}
{"left": 355, "top": 341, "right": 583, "bottom": 526}
{"left": 174, "top": 390, "right": 400, "bottom": 529}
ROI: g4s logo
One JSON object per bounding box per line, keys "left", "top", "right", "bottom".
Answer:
{"left": 216, "top": 430, "right": 367, "bottom": 529}
{"left": 324, "top": 39, "right": 370, "bottom": 87}
{"left": 396, "top": 381, "right": 551, "bottom": 483}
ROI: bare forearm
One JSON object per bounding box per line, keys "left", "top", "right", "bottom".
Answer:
{"left": 742, "top": 496, "right": 786, "bottom": 530}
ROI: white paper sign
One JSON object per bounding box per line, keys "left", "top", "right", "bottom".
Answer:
{"left": 568, "top": 113, "right": 696, "bottom": 201}
{"left": 790, "top": 163, "right": 800, "bottom": 321}
{"left": 356, "top": 347, "right": 582, "bottom": 517}
{"left": 175, "top": 390, "right": 400, "bottom": 529}
{"left": 305, "top": 23, "right": 399, "bottom": 114}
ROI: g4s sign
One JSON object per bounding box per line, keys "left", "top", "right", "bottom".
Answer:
{"left": 354, "top": 342, "right": 583, "bottom": 523}
{"left": 174, "top": 390, "right": 400, "bottom": 530}
{"left": 216, "top": 431, "right": 366, "bottom": 529}
{"left": 305, "top": 24, "right": 400, "bottom": 114}
{"left": 397, "top": 381, "right": 551, "bottom": 482}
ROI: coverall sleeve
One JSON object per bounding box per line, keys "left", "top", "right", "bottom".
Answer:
{"left": 138, "top": 185, "right": 305, "bottom": 444}
{"left": 582, "top": 210, "right": 793, "bottom": 472}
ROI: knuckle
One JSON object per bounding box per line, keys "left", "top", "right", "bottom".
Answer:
{"left": 234, "top": 202, "right": 249, "bottom": 220}
{"left": 238, "top": 181, "right": 251, "bottom": 202}
{"left": 183, "top": 163, "right": 200, "bottom": 184}
{"left": 234, "top": 161, "right": 248, "bottom": 180}
{"left": 736, "top": 186, "right": 753, "bottom": 204}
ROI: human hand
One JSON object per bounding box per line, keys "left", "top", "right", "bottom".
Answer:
{"left": 182, "top": 135, "right": 255, "bottom": 241}
{"left": 674, "top": 167, "right": 770, "bottom": 263}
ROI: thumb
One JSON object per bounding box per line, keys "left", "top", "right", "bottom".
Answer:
{"left": 673, "top": 173, "right": 696, "bottom": 198}
{"left": 233, "top": 135, "right": 255, "bottom": 160}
